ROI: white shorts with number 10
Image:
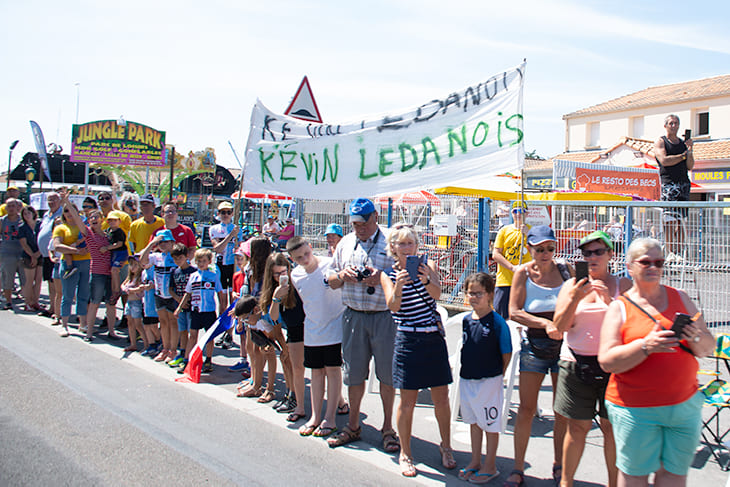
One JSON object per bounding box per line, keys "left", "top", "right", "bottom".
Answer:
{"left": 459, "top": 375, "right": 504, "bottom": 433}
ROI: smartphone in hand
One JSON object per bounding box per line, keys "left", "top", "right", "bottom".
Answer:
{"left": 671, "top": 313, "right": 693, "bottom": 337}
{"left": 279, "top": 274, "right": 289, "bottom": 287}
{"left": 684, "top": 129, "right": 692, "bottom": 141}
{"left": 575, "top": 260, "right": 589, "bottom": 282}
{"left": 406, "top": 255, "right": 421, "bottom": 282}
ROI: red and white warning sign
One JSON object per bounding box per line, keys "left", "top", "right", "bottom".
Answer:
{"left": 284, "top": 76, "right": 323, "bottom": 123}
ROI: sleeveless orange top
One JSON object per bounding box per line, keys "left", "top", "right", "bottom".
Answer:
{"left": 604, "top": 286, "right": 698, "bottom": 408}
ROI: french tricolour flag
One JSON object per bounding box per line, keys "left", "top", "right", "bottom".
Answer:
{"left": 176, "top": 302, "right": 236, "bottom": 384}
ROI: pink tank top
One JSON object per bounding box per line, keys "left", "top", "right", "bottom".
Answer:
{"left": 560, "top": 277, "right": 618, "bottom": 359}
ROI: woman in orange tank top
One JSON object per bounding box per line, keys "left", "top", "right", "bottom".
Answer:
{"left": 599, "top": 238, "right": 713, "bottom": 486}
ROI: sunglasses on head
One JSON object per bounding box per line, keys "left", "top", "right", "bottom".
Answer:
{"left": 634, "top": 259, "right": 665, "bottom": 268}
{"left": 532, "top": 245, "right": 555, "bottom": 253}
{"left": 582, "top": 247, "right": 609, "bottom": 257}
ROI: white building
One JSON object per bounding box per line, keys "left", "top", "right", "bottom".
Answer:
{"left": 560, "top": 75, "right": 730, "bottom": 199}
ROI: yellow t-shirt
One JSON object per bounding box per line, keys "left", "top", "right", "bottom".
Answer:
{"left": 493, "top": 224, "right": 531, "bottom": 287}
{"left": 128, "top": 216, "right": 165, "bottom": 253}
{"left": 52, "top": 224, "right": 90, "bottom": 261}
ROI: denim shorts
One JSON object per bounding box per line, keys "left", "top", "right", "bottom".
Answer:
{"left": 111, "top": 249, "right": 128, "bottom": 268}
{"left": 89, "top": 274, "right": 111, "bottom": 304}
{"left": 125, "top": 299, "right": 143, "bottom": 319}
{"left": 519, "top": 337, "right": 560, "bottom": 375}
{"left": 177, "top": 310, "right": 192, "bottom": 332}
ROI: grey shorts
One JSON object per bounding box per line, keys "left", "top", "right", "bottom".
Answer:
{"left": 0, "top": 255, "right": 24, "bottom": 290}
{"left": 341, "top": 308, "right": 396, "bottom": 386}
{"left": 89, "top": 274, "right": 111, "bottom": 304}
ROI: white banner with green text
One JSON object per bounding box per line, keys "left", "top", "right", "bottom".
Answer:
{"left": 243, "top": 62, "right": 525, "bottom": 200}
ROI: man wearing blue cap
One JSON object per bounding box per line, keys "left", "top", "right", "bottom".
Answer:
{"left": 327, "top": 198, "right": 399, "bottom": 452}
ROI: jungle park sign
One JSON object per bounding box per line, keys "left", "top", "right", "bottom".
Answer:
{"left": 243, "top": 63, "right": 525, "bottom": 199}
{"left": 71, "top": 120, "right": 166, "bottom": 167}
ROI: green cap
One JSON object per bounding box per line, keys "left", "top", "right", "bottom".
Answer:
{"left": 579, "top": 230, "right": 613, "bottom": 250}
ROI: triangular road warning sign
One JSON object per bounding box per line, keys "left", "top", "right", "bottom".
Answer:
{"left": 284, "top": 76, "right": 323, "bottom": 123}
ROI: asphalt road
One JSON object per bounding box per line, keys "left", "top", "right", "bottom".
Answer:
{"left": 0, "top": 311, "right": 415, "bottom": 486}
{"left": 1, "top": 304, "right": 727, "bottom": 486}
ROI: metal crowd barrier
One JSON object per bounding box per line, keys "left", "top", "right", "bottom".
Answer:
{"left": 300, "top": 197, "right": 730, "bottom": 333}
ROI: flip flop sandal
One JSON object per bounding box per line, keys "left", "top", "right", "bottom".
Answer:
{"left": 382, "top": 429, "right": 400, "bottom": 453}
{"left": 468, "top": 470, "right": 500, "bottom": 484}
{"left": 336, "top": 403, "right": 350, "bottom": 415}
{"left": 298, "top": 423, "right": 318, "bottom": 436}
{"left": 312, "top": 425, "right": 337, "bottom": 438}
{"left": 327, "top": 425, "right": 361, "bottom": 448}
{"left": 459, "top": 468, "right": 479, "bottom": 480}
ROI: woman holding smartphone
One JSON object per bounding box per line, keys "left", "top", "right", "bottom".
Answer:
{"left": 599, "top": 238, "right": 713, "bottom": 486}
{"left": 380, "top": 225, "right": 453, "bottom": 477}
{"left": 552, "top": 231, "right": 632, "bottom": 487}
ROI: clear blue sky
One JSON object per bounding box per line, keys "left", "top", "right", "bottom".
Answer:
{"left": 2, "top": 0, "right": 728, "bottom": 171}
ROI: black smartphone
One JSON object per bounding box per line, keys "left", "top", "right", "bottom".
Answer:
{"left": 684, "top": 129, "right": 691, "bottom": 141}
{"left": 575, "top": 260, "right": 589, "bottom": 282}
{"left": 671, "top": 313, "right": 693, "bottom": 337}
{"left": 406, "top": 255, "right": 421, "bottom": 282}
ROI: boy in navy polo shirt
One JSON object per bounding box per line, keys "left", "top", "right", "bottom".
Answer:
{"left": 458, "top": 272, "right": 512, "bottom": 483}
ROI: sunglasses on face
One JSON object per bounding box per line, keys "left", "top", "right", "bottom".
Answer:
{"left": 582, "top": 247, "right": 609, "bottom": 257}
{"left": 98, "top": 196, "right": 112, "bottom": 201}
{"left": 82, "top": 205, "right": 94, "bottom": 210}
{"left": 219, "top": 210, "right": 232, "bottom": 215}
{"left": 532, "top": 246, "right": 556, "bottom": 253}
{"left": 634, "top": 259, "right": 665, "bottom": 268}
{"left": 512, "top": 209, "right": 524, "bottom": 214}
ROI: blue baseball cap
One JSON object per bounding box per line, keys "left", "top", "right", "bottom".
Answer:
{"left": 526, "top": 225, "right": 557, "bottom": 246}
{"left": 157, "top": 229, "right": 175, "bottom": 242}
{"left": 349, "top": 198, "right": 376, "bottom": 222}
{"left": 325, "top": 223, "right": 343, "bottom": 237}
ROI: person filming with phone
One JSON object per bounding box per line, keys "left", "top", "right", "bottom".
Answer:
{"left": 552, "top": 231, "right": 632, "bottom": 487}
{"left": 599, "top": 238, "right": 713, "bottom": 487}
{"left": 654, "top": 114, "right": 693, "bottom": 262}
{"left": 380, "top": 224, "right": 453, "bottom": 477}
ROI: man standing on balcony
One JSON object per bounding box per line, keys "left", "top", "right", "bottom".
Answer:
{"left": 655, "top": 114, "right": 693, "bottom": 262}
{"left": 492, "top": 201, "right": 531, "bottom": 319}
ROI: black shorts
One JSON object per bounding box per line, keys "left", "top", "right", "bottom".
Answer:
{"left": 286, "top": 323, "right": 304, "bottom": 344}
{"left": 143, "top": 316, "right": 159, "bottom": 325}
{"left": 219, "top": 264, "right": 234, "bottom": 289}
{"left": 43, "top": 257, "right": 55, "bottom": 281}
{"left": 304, "top": 343, "right": 342, "bottom": 369}
{"left": 191, "top": 311, "right": 217, "bottom": 330}
{"left": 154, "top": 295, "right": 177, "bottom": 313}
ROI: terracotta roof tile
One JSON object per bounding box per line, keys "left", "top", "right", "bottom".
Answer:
{"left": 550, "top": 138, "right": 730, "bottom": 164}
{"left": 550, "top": 151, "right": 602, "bottom": 164}
{"left": 693, "top": 139, "right": 730, "bottom": 161}
{"left": 564, "top": 74, "right": 730, "bottom": 118}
